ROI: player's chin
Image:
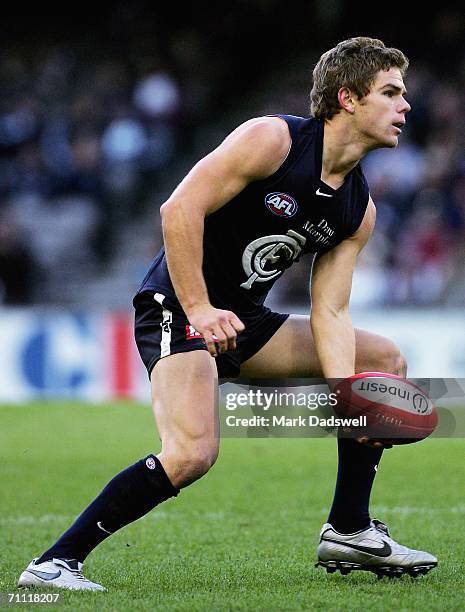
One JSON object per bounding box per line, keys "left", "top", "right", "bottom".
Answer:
{"left": 371, "top": 134, "right": 398, "bottom": 150}
{"left": 381, "top": 140, "right": 398, "bottom": 150}
{"left": 383, "top": 134, "right": 399, "bottom": 148}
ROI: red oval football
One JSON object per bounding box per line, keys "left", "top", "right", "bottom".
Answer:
{"left": 334, "top": 372, "right": 438, "bottom": 444}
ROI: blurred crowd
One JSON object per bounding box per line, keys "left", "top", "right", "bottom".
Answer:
{"left": 0, "top": 5, "right": 464, "bottom": 308}
{"left": 0, "top": 47, "right": 184, "bottom": 304}
{"left": 349, "top": 61, "right": 465, "bottom": 308}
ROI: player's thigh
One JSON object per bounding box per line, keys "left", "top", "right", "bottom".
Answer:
{"left": 240, "top": 315, "right": 319, "bottom": 377}
{"left": 240, "top": 314, "right": 403, "bottom": 377}
{"left": 151, "top": 350, "right": 219, "bottom": 452}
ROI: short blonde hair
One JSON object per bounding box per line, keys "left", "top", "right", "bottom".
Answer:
{"left": 310, "top": 37, "right": 409, "bottom": 120}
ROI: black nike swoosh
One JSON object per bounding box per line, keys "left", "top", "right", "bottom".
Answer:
{"left": 27, "top": 569, "right": 62, "bottom": 580}
{"left": 321, "top": 537, "right": 392, "bottom": 557}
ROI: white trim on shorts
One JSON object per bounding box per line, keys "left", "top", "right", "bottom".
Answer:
{"left": 154, "top": 292, "right": 172, "bottom": 358}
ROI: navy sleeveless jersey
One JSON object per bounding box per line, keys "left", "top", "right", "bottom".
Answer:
{"left": 136, "top": 115, "right": 369, "bottom": 311}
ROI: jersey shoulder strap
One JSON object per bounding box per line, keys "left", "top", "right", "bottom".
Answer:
{"left": 261, "top": 114, "right": 320, "bottom": 185}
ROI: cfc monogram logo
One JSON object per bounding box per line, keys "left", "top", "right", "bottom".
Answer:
{"left": 240, "top": 230, "right": 306, "bottom": 290}
{"left": 146, "top": 457, "right": 157, "bottom": 470}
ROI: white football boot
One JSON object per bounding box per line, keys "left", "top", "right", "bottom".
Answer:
{"left": 18, "top": 558, "right": 105, "bottom": 591}
{"left": 316, "top": 519, "right": 437, "bottom": 578}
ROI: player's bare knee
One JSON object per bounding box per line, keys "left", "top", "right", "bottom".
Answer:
{"left": 178, "top": 447, "right": 217, "bottom": 484}
{"left": 394, "top": 352, "right": 408, "bottom": 377}
{"left": 162, "top": 440, "right": 219, "bottom": 487}
{"left": 381, "top": 342, "right": 407, "bottom": 377}
{"left": 360, "top": 337, "right": 407, "bottom": 378}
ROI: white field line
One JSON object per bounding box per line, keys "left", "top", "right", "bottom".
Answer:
{"left": 0, "top": 514, "right": 74, "bottom": 525}
{"left": 373, "top": 505, "right": 465, "bottom": 515}
{"left": 1, "top": 507, "right": 463, "bottom": 527}
{"left": 0, "top": 510, "right": 227, "bottom": 526}
{"left": 318, "top": 505, "right": 465, "bottom": 515}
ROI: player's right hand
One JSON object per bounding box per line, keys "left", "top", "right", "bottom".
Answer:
{"left": 342, "top": 428, "right": 393, "bottom": 449}
{"left": 356, "top": 436, "right": 393, "bottom": 449}
{"left": 186, "top": 304, "right": 245, "bottom": 357}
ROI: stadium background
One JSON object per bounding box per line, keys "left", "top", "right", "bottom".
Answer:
{"left": 1, "top": 5, "right": 465, "bottom": 609}
{"left": 0, "top": 2, "right": 464, "bottom": 400}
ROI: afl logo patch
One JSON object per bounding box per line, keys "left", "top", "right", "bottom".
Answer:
{"left": 265, "top": 192, "right": 298, "bottom": 218}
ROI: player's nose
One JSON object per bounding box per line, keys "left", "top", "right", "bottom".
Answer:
{"left": 401, "top": 97, "right": 411, "bottom": 114}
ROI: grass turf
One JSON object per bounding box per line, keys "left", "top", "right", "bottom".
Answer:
{"left": 0, "top": 402, "right": 464, "bottom": 611}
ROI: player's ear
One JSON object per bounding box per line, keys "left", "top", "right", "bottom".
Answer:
{"left": 338, "top": 87, "right": 355, "bottom": 114}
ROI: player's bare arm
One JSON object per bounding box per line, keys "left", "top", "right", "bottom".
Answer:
{"left": 160, "top": 117, "right": 290, "bottom": 356}
{"left": 310, "top": 198, "right": 376, "bottom": 379}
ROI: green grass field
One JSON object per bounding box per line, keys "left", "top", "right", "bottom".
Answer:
{"left": 1, "top": 402, "right": 464, "bottom": 611}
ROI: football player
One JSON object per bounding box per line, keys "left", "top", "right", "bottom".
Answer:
{"left": 19, "top": 37, "right": 436, "bottom": 590}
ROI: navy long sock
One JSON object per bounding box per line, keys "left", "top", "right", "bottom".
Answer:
{"left": 37, "top": 455, "right": 178, "bottom": 563}
{"left": 327, "top": 436, "right": 383, "bottom": 534}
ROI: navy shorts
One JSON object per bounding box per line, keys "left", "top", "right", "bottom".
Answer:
{"left": 133, "top": 290, "right": 289, "bottom": 378}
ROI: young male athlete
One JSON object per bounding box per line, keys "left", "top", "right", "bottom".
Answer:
{"left": 19, "top": 37, "right": 437, "bottom": 590}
